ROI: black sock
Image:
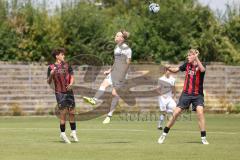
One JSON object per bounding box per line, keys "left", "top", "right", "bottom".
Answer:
{"left": 201, "top": 131, "right": 206, "bottom": 137}
{"left": 70, "top": 122, "right": 76, "bottom": 130}
{"left": 60, "top": 124, "right": 65, "bottom": 132}
{"left": 163, "top": 127, "right": 170, "bottom": 134}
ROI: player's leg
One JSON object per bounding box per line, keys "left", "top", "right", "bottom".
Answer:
{"left": 158, "top": 93, "right": 190, "bottom": 144}
{"left": 196, "top": 106, "right": 206, "bottom": 132}
{"left": 83, "top": 76, "right": 111, "bottom": 105}
{"left": 163, "top": 95, "right": 187, "bottom": 134}
{"left": 192, "top": 94, "right": 209, "bottom": 145}
{"left": 158, "top": 112, "right": 166, "bottom": 130}
{"left": 59, "top": 108, "right": 71, "bottom": 144}
{"left": 103, "top": 88, "right": 120, "bottom": 124}
{"left": 158, "top": 107, "right": 182, "bottom": 144}
{"left": 94, "top": 78, "right": 111, "bottom": 100}
{"left": 166, "top": 98, "right": 177, "bottom": 122}
{"left": 158, "top": 96, "right": 167, "bottom": 130}
{"left": 69, "top": 107, "right": 78, "bottom": 142}
{"left": 166, "top": 107, "right": 182, "bottom": 129}
{"left": 196, "top": 106, "right": 209, "bottom": 144}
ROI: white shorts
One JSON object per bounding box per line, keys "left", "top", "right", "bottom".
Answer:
{"left": 158, "top": 96, "right": 176, "bottom": 113}
{"left": 105, "top": 74, "right": 113, "bottom": 85}
{"left": 105, "top": 74, "right": 128, "bottom": 88}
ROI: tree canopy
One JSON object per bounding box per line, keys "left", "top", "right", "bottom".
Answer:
{"left": 0, "top": 0, "right": 240, "bottom": 64}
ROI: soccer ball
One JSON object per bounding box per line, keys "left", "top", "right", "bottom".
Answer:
{"left": 149, "top": 3, "right": 160, "bottom": 13}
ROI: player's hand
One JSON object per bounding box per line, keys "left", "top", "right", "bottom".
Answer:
{"left": 50, "top": 67, "right": 56, "bottom": 75}
{"left": 104, "top": 70, "right": 110, "bottom": 75}
{"left": 174, "top": 97, "right": 177, "bottom": 101}
{"left": 195, "top": 52, "right": 199, "bottom": 57}
{"left": 66, "top": 84, "right": 73, "bottom": 91}
{"left": 193, "top": 52, "right": 199, "bottom": 60}
{"left": 164, "top": 64, "right": 171, "bottom": 70}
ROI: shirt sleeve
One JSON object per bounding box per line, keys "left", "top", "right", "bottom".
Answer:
{"left": 126, "top": 48, "right": 132, "bottom": 59}
{"left": 171, "top": 78, "right": 176, "bottom": 86}
{"left": 158, "top": 77, "right": 162, "bottom": 86}
{"left": 202, "top": 63, "right": 207, "bottom": 72}
{"left": 68, "top": 65, "right": 74, "bottom": 75}
{"left": 47, "top": 66, "right": 51, "bottom": 78}
{"left": 179, "top": 62, "right": 187, "bottom": 72}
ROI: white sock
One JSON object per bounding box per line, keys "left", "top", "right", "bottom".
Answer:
{"left": 158, "top": 114, "right": 165, "bottom": 126}
{"left": 71, "top": 130, "right": 76, "bottom": 134}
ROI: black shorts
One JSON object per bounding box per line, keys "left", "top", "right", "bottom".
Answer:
{"left": 177, "top": 92, "right": 204, "bottom": 111}
{"left": 55, "top": 91, "right": 75, "bottom": 108}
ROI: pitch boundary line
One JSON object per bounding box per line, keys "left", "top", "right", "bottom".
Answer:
{"left": 0, "top": 128, "right": 238, "bottom": 135}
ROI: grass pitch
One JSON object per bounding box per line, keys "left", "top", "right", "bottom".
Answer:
{"left": 0, "top": 114, "right": 239, "bottom": 160}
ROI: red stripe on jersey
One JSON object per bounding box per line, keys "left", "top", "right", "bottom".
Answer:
{"left": 183, "top": 65, "right": 188, "bottom": 91}
{"left": 187, "top": 65, "right": 195, "bottom": 94}
{"left": 51, "top": 63, "right": 71, "bottom": 93}
{"left": 194, "top": 69, "right": 200, "bottom": 95}
{"left": 183, "top": 64, "right": 190, "bottom": 92}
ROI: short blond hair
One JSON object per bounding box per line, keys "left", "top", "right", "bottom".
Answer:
{"left": 120, "top": 30, "right": 130, "bottom": 40}
{"left": 188, "top": 49, "right": 200, "bottom": 55}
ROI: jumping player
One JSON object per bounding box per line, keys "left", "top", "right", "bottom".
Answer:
{"left": 83, "top": 30, "right": 132, "bottom": 124}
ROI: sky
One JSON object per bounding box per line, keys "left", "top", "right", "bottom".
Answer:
{"left": 55, "top": 0, "right": 240, "bottom": 13}
{"left": 198, "top": 0, "right": 240, "bottom": 13}
{"left": 11, "top": 0, "right": 240, "bottom": 14}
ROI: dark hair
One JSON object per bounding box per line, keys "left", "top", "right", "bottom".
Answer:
{"left": 51, "top": 48, "right": 66, "bottom": 59}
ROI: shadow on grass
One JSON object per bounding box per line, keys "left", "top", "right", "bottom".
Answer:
{"left": 184, "top": 141, "right": 202, "bottom": 144}
{"left": 103, "top": 141, "right": 132, "bottom": 144}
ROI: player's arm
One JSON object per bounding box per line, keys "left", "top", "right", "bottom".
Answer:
{"left": 47, "top": 66, "right": 55, "bottom": 84}
{"left": 104, "top": 61, "right": 116, "bottom": 75}
{"left": 66, "top": 76, "right": 73, "bottom": 91}
{"left": 67, "top": 75, "right": 74, "bottom": 90}
{"left": 156, "top": 77, "right": 163, "bottom": 94}
{"left": 172, "top": 84, "right": 176, "bottom": 100}
{"left": 165, "top": 65, "right": 180, "bottom": 73}
{"left": 127, "top": 58, "right": 131, "bottom": 65}
{"left": 125, "top": 48, "right": 132, "bottom": 69}
{"left": 168, "top": 62, "right": 187, "bottom": 73}
{"left": 66, "top": 66, "right": 74, "bottom": 91}
{"left": 195, "top": 56, "right": 205, "bottom": 72}
{"left": 69, "top": 75, "right": 74, "bottom": 85}
{"left": 126, "top": 58, "right": 131, "bottom": 69}
{"left": 66, "top": 75, "right": 74, "bottom": 91}
{"left": 157, "top": 84, "right": 162, "bottom": 94}
{"left": 47, "top": 75, "right": 53, "bottom": 84}
{"left": 104, "top": 68, "right": 112, "bottom": 75}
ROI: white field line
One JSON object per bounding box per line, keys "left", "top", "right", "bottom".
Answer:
{"left": 0, "top": 128, "right": 238, "bottom": 135}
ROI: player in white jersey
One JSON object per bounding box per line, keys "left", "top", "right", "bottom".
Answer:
{"left": 83, "top": 30, "right": 132, "bottom": 124}
{"left": 157, "top": 68, "right": 176, "bottom": 130}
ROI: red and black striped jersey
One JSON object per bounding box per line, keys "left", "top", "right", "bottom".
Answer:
{"left": 47, "top": 62, "right": 73, "bottom": 93}
{"left": 179, "top": 62, "right": 205, "bottom": 95}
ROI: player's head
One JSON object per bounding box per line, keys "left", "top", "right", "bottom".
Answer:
{"left": 52, "top": 48, "right": 66, "bottom": 62}
{"left": 187, "top": 49, "right": 199, "bottom": 63}
{"left": 115, "top": 30, "right": 130, "bottom": 44}
{"left": 163, "top": 67, "right": 171, "bottom": 77}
